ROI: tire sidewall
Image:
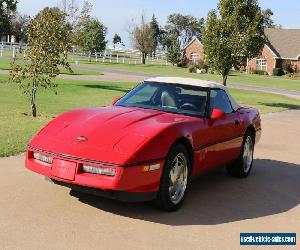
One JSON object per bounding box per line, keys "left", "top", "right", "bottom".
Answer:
{"left": 240, "top": 132, "right": 255, "bottom": 177}
{"left": 156, "top": 143, "right": 191, "bottom": 211}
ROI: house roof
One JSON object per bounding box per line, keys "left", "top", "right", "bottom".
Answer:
{"left": 145, "top": 77, "right": 226, "bottom": 90}
{"left": 183, "top": 37, "right": 203, "bottom": 50}
{"left": 265, "top": 28, "right": 300, "bottom": 59}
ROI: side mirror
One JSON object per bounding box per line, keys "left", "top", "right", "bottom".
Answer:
{"left": 112, "top": 97, "right": 121, "bottom": 105}
{"left": 210, "top": 108, "right": 226, "bottom": 119}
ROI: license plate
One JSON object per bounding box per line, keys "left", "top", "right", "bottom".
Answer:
{"left": 51, "top": 159, "right": 76, "bottom": 181}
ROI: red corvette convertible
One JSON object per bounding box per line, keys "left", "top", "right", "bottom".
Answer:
{"left": 26, "top": 77, "right": 261, "bottom": 211}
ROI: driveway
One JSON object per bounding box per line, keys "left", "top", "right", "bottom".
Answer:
{"left": 229, "top": 83, "right": 300, "bottom": 100}
{"left": 0, "top": 110, "right": 299, "bottom": 249}
{"left": 1, "top": 67, "right": 300, "bottom": 99}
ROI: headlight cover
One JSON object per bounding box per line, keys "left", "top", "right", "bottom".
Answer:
{"left": 82, "top": 165, "right": 116, "bottom": 177}
{"left": 33, "top": 152, "right": 53, "bottom": 165}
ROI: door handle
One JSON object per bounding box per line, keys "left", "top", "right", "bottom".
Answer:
{"left": 235, "top": 120, "right": 240, "bottom": 125}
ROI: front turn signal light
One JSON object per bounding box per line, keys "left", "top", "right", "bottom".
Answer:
{"left": 143, "top": 164, "right": 160, "bottom": 172}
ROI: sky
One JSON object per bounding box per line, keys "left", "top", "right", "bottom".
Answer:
{"left": 17, "top": 0, "right": 300, "bottom": 48}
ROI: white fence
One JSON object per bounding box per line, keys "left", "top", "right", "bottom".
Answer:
{"left": 0, "top": 42, "right": 28, "bottom": 58}
{"left": 0, "top": 42, "right": 169, "bottom": 66}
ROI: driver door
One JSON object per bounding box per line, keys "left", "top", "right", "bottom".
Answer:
{"left": 203, "top": 89, "right": 243, "bottom": 170}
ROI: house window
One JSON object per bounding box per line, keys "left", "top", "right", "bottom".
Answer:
{"left": 256, "top": 57, "right": 267, "bottom": 71}
{"left": 190, "top": 53, "right": 199, "bottom": 64}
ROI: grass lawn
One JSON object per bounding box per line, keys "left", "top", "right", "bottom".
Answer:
{"left": 0, "top": 74, "right": 299, "bottom": 157}
{"left": 0, "top": 60, "right": 102, "bottom": 76}
{"left": 75, "top": 62, "right": 300, "bottom": 91}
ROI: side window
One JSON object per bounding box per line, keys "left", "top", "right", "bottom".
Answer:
{"left": 210, "top": 89, "right": 233, "bottom": 114}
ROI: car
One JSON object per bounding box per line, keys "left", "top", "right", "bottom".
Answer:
{"left": 26, "top": 77, "right": 261, "bottom": 211}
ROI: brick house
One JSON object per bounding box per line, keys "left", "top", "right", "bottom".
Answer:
{"left": 247, "top": 28, "right": 300, "bottom": 75}
{"left": 182, "top": 37, "right": 204, "bottom": 65}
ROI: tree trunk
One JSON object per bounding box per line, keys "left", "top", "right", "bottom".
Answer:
{"left": 222, "top": 74, "right": 228, "bottom": 86}
{"left": 31, "top": 78, "right": 37, "bottom": 117}
{"left": 64, "top": 50, "right": 67, "bottom": 60}
{"left": 142, "top": 53, "right": 146, "bottom": 64}
{"left": 88, "top": 52, "right": 91, "bottom": 62}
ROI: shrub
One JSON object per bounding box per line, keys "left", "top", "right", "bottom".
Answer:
{"left": 284, "top": 73, "right": 295, "bottom": 79}
{"left": 249, "top": 68, "right": 265, "bottom": 75}
{"left": 188, "top": 65, "right": 196, "bottom": 73}
{"left": 282, "top": 62, "right": 293, "bottom": 74}
{"left": 239, "top": 65, "right": 247, "bottom": 72}
{"left": 250, "top": 69, "right": 266, "bottom": 75}
{"left": 273, "top": 68, "right": 284, "bottom": 76}
{"left": 203, "top": 62, "right": 209, "bottom": 71}
{"left": 195, "top": 59, "right": 204, "bottom": 69}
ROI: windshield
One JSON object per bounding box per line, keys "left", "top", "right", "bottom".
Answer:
{"left": 115, "top": 81, "right": 209, "bottom": 117}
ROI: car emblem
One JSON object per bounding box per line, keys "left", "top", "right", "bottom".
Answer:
{"left": 76, "top": 136, "right": 88, "bottom": 142}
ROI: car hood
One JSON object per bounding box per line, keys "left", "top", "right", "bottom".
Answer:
{"left": 29, "top": 106, "right": 194, "bottom": 165}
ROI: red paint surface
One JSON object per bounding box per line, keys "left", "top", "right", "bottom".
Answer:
{"left": 26, "top": 105, "right": 261, "bottom": 193}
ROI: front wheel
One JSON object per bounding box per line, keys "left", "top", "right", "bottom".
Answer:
{"left": 227, "top": 131, "right": 254, "bottom": 178}
{"left": 155, "top": 144, "right": 190, "bottom": 211}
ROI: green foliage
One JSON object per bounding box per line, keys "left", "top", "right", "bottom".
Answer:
{"left": 132, "top": 16, "right": 155, "bottom": 64}
{"left": 262, "top": 8, "right": 281, "bottom": 28}
{"left": 79, "top": 18, "right": 107, "bottom": 58}
{"left": 188, "top": 65, "right": 196, "bottom": 73}
{"left": 160, "top": 13, "right": 204, "bottom": 65}
{"left": 273, "top": 68, "right": 284, "bottom": 76}
{"left": 72, "top": 0, "right": 92, "bottom": 46}
{"left": 250, "top": 69, "right": 266, "bottom": 75}
{"left": 203, "top": 0, "right": 266, "bottom": 85}
{"left": 10, "top": 7, "right": 73, "bottom": 117}
{"left": 166, "top": 34, "right": 181, "bottom": 66}
{"left": 0, "top": 0, "right": 17, "bottom": 37}
{"left": 282, "top": 62, "right": 293, "bottom": 74}
{"left": 112, "top": 33, "right": 122, "bottom": 49}
{"left": 72, "top": 1, "right": 107, "bottom": 58}
{"left": 149, "top": 14, "right": 160, "bottom": 56}
{"left": 163, "top": 14, "right": 204, "bottom": 49}
{"left": 283, "top": 73, "right": 295, "bottom": 79}
{"left": 10, "top": 11, "right": 31, "bottom": 43}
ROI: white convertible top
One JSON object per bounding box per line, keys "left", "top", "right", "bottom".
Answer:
{"left": 145, "top": 76, "right": 240, "bottom": 111}
{"left": 145, "top": 77, "right": 227, "bottom": 90}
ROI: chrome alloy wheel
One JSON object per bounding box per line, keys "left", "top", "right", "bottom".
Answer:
{"left": 168, "top": 153, "right": 188, "bottom": 205}
{"left": 243, "top": 136, "right": 254, "bottom": 173}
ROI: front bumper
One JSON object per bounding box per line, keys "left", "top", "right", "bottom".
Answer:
{"left": 46, "top": 177, "right": 157, "bottom": 202}
{"left": 26, "top": 147, "right": 164, "bottom": 199}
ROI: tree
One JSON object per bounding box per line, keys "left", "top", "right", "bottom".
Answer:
{"left": 163, "top": 14, "right": 204, "bottom": 49}
{"left": 10, "top": 11, "right": 31, "bottom": 43}
{"left": 112, "top": 33, "right": 122, "bottom": 50}
{"left": 72, "top": 0, "right": 92, "bottom": 46}
{"left": 262, "top": 8, "right": 281, "bottom": 28}
{"left": 149, "top": 14, "right": 160, "bottom": 57}
{"left": 71, "top": 0, "right": 107, "bottom": 60}
{"left": 203, "top": 0, "right": 266, "bottom": 85}
{"left": 10, "top": 7, "right": 72, "bottom": 117}
{"left": 59, "top": 0, "right": 79, "bottom": 29}
{"left": 160, "top": 14, "right": 204, "bottom": 65}
{"left": 0, "top": 0, "right": 17, "bottom": 38}
{"left": 131, "top": 15, "right": 154, "bottom": 64}
{"left": 79, "top": 18, "right": 107, "bottom": 61}
{"left": 166, "top": 33, "right": 181, "bottom": 66}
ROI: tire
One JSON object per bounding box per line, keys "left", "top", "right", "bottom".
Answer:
{"left": 227, "top": 130, "right": 255, "bottom": 178}
{"left": 155, "top": 144, "right": 191, "bottom": 211}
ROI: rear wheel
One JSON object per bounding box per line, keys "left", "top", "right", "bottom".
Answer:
{"left": 227, "top": 131, "right": 254, "bottom": 178}
{"left": 156, "top": 144, "right": 190, "bottom": 211}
